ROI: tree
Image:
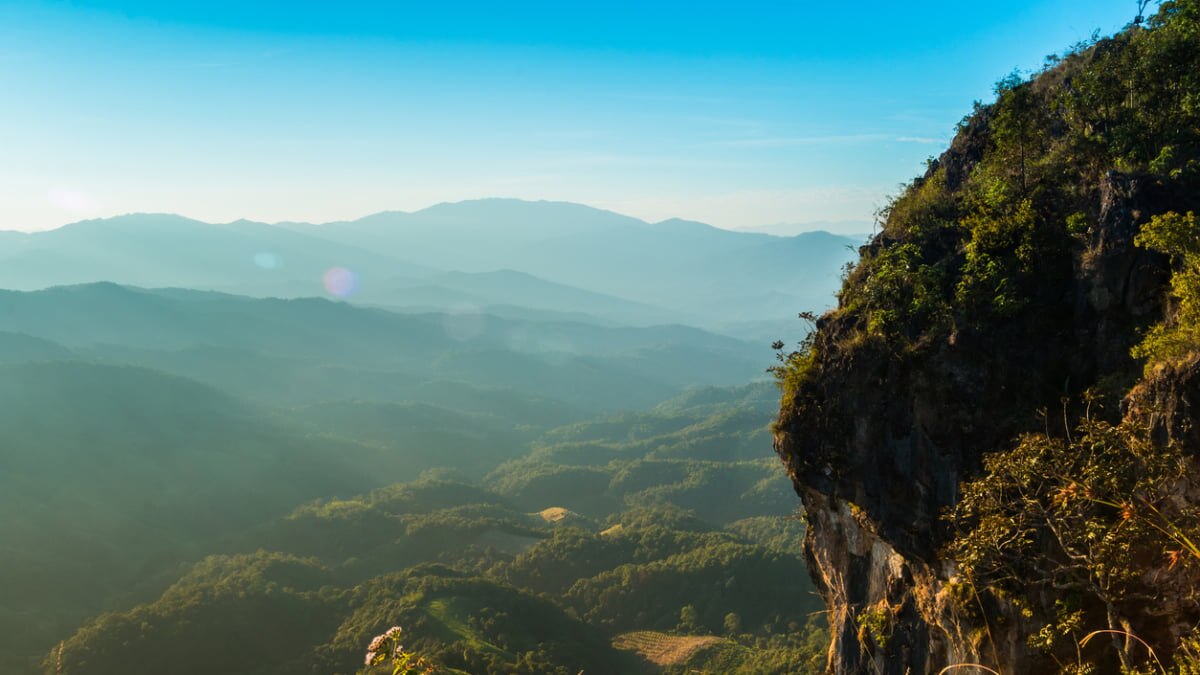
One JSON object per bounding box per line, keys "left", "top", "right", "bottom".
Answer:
{"left": 724, "top": 612, "right": 742, "bottom": 635}
{"left": 678, "top": 604, "right": 699, "bottom": 632}
{"left": 1132, "top": 211, "right": 1200, "bottom": 367}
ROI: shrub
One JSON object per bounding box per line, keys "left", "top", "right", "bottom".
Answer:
{"left": 1133, "top": 211, "right": 1200, "bottom": 368}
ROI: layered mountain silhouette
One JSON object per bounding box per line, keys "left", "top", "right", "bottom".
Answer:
{"left": 0, "top": 199, "right": 858, "bottom": 339}
{"left": 0, "top": 283, "right": 763, "bottom": 411}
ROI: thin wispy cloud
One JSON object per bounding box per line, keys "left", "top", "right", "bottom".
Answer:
{"left": 895, "top": 136, "right": 946, "bottom": 144}
{"left": 714, "top": 134, "right": 891, "bottom": 148}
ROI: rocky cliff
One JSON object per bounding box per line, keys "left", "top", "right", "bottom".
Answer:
{"left": 774, "top": 5, "right": 1200, "bottom": 673}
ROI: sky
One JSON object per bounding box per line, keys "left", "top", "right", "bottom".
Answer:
{"left": 0, "top": 1, "right": 1142, "bottom": 233}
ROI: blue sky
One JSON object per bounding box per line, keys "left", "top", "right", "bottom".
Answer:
{"left": 0, "top": 1, "right": 1140, "bottom": 233}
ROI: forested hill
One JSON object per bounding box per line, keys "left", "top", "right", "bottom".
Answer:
{"left": 0, "top": 277, "right": 829, "bottom": 673}
{"left": 22, "top": 378, "right": 826, "bottom": 675}
{"left": 773, "top": 3, "right": 1200, "bottom": 673}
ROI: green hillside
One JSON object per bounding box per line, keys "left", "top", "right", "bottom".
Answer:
{"left": 31, "top": 376, "right": 824, "bottom": 674}
{"left": 0, "top": 362, "right": 378, "bottom": 672}
{"left": 0, "top": 283, "right": 766, "bottom": 411}
{"left": 0, "top": 286, "right": 820, "bottom": 675}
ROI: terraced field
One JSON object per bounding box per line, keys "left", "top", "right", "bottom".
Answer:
{"left": 612, "top": 631, "right": 725, "bottom": 666}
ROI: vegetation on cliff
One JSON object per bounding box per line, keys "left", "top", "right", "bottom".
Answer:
{"left": 1132, "top": 210, "right": 1200, "bottom": 367}
{"left": 776, "top": 0, "right": 1200, "bottom": 392}
{"left": 774, "top": 2, "right": 1200, "bottom": 672}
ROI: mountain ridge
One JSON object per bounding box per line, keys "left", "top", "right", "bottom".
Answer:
{"left": 0, "top": 199, "right": 859, "bottom": 338}
{"left": 2, "top": 199, "right": 838, "bottom": 237}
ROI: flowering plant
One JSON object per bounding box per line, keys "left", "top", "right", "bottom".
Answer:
{"left": 360, "top": 626, "right": 436, "bottom": 675}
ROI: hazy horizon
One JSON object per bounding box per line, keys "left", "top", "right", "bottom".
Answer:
{"left": 1, "top": 1, "right": 1137, "bottom": 233}
{"left": 0, "top": 197, "right": 873, "bottom": 236}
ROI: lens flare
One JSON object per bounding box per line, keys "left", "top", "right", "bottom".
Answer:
{"left": 253, "top": 252, "right": 282, "bottom": 269}
{"left": 323, "top": 267, "right": 358, "bottom": 297}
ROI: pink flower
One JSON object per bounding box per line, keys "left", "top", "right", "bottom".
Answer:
{"left": 364, "top": 650, "right": 377, "bottom": 666}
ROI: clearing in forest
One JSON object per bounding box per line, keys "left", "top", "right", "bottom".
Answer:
{"left": 535, "top": 506, "right": 571, "bottom": 522}
{"left": 611, "top": 631, "right": 724, "bottom": 666}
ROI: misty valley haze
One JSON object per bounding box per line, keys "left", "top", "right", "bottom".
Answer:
{"left": 0, "top": 199, "right": 859, "bottom": 342}
{"left": 0, "top": 197, "right": 848, "bottom": 673}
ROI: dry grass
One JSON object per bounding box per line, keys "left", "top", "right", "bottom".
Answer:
{"left": 534, "top": 506, "right": 571, "bottom": 522}
{"left": 612, "top": 631, "right": 724, "bottom": 666}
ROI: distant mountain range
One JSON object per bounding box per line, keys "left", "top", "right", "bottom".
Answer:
{"left": 0, "top": 283, "right": 764, "bottom": 412}
{"left": 0, "top": 199, "right": 858, "bottom": 340}
{"left": 0, "top": 200, "right": 837, "bottom": 673}
{"left": 735, "top": 219, "right": 873, "bottom": 238}
{"left": 0, "top": 281, "right": 793, "bottom": 670}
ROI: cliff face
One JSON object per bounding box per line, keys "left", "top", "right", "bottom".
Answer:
{"left": 773, "top": 6, "right": 1200, "bottom": 672}
{"left": 775, "top": 169, "right": 1177, "bottom": 674}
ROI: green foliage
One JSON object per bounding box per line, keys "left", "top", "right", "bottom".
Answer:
{"left": 800, "top": 0, "right": 1200, "bottom": 356}
{"left": 771, "top": 343, "right": 817, "bottom": 408}
{"left": 839, "top": 239, "right": 950, "bottom": 338}
{"left": 770, "top": 313, "right": 819, "bottom": 407}
{"left": 679, "top": 605, "right": 700, "bottom": 632}
{"left": 877, "top": 169, "right": 958, "bottom": 239}
{"left": 566, "top": 456, "right": 785, "bottom": 523}
{"left": 245, "top": 478, "right": 545, "bottom": 585}
{"left": 564, "top": 537, "right": 819, "bottom": 634}
{"left": 866, "top": 243, "right": 945, "bottom": 334}
{"left": 1066, "top": 211, "right": 1090, "bottom": 237}
{"left": 615, "top": 459, "right": 795, "bottom": 523}
{"left": 724, "top": 514, "right": 806, "bottom": 554}
{"left": 657, "top": 615, "right": 831, "bottom": 675}
{"left": 765, "top": 3, "right": 1200, "bottom": 672}
{"left": 949, "top": 418, "right": 1200, "bottom": 672}
{"left": 50, "top": 498, "right": 823, "bottom": 674}
{"left": 954, "top": 195, "right": 1041, "bottom": 319}
{"left": 723, "top": 612, "right": 743, "bottom": 635}
{"left": 39, "top": 376, "right": 824, "bottom": 675}
{"left": 488, "top": 463, "right": 621, "bottom": 517}
{"left": 4, "top": 293, "right": 758, "bottom": 669}
{"left": 991, "top": 71, "right": 1052, "bottom": 194}
{"left": 1132, "top": 211, "right": 1200, "bottom": 367}
{"left": 47, "top": 552, "right": 343, "bottom": 675}
{"left": 856, "top": 601, "right": 896, "bottom": 651}
{"left": 0, "top": 362, "right": 382, "bottom": 673}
